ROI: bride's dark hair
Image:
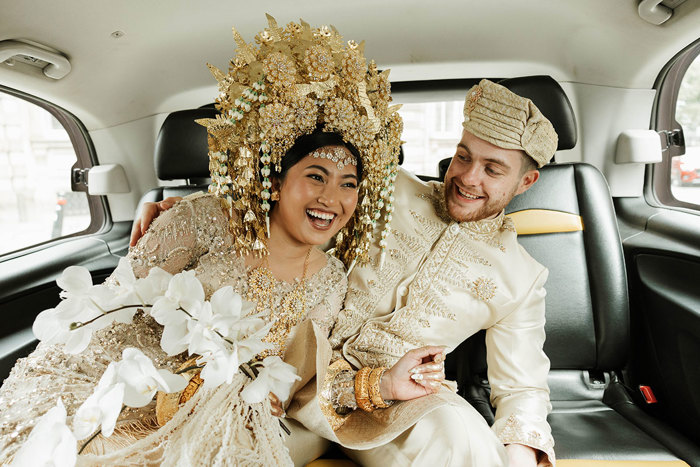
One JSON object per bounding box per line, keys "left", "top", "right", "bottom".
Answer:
{"left": 276, "top": 126, "right": 363, "bottom": 181}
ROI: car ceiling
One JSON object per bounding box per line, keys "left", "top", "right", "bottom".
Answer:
{"left": 0, "top": 0, "right": 699, "bottom": 131}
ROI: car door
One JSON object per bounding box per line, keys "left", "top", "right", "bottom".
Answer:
{"left": 0, "top": 86, "right": 128, "bottom": 381}
{"left": 616, "top": 39, "right": 700, "bottom": 446}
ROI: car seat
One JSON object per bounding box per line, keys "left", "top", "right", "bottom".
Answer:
{"left": 445, "top": 76, "right": 700, "bottom": 466}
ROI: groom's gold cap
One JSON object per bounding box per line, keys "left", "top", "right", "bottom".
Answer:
{"left": 462, "top": 79, "right": 558, "bottom": 168}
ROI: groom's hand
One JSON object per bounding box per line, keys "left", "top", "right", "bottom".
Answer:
{"left": 380, "top": 346, "right": 446, "bottom": 401}
{"left": 129, "top": 196, "right": 182, "bottom": 246}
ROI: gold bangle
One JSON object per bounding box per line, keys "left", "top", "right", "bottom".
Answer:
{"left": 368, "top": 367, "right": 390, "bottom": 409}
{"left": 354, "top": 367, "right": 375, "bottom": 412}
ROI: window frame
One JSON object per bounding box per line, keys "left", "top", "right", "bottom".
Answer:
{"left": 649, "top": 38, "right": 700, "bottom": 212}
{"left": 0, "top": 85, "right": 108, "bottom": 260}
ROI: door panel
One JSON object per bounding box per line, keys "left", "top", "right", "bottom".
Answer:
{"left": 617, "top": 197, "right": 700, "bottom": 445}
{"left": 0, "top": 221, "right": 130, "bottom": 382}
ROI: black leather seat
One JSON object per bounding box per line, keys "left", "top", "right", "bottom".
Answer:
{"left": 445, "top": 77, "right": 700, "bottom": 465}
{"left": 134, "top": 107, "right": 217, "bottom": 216}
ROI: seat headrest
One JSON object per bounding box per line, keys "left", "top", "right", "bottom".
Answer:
{"left": 497, "top": 75, "right": 577, "bottom": 151}
{"left": 154, "top": 108, "right": 218, "bottom": 180}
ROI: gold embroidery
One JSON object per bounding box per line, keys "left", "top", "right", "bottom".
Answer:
{"left": 470, "top": 277, "right": 497, "bottom": 302}
{"left": 409, "top": 210, "right": 444, "bottom": 243}
{"left": 329, "top": 286, "right": 376, "bottom": 350}
{"left": 497, "top": 414, "right": 555, "bottom": 466}
{"left": 392, "top": 229, "right": 427, "bottom": 256}
{"left": 339, "top": 178, "right": 518, "bottom": 371}
{"left": 247, "top": 248, "right": 311, "bottom": 357}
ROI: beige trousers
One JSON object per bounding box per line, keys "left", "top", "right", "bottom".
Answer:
{"left": 341, "top": 404, "right": 508, "bottom": 467}
{"left": 285, "top": 417, "right": 331, "bottom": 466}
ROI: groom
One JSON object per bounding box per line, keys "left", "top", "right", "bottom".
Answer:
{"left": 131, "top": 79, "right": 558, "bottom": 466}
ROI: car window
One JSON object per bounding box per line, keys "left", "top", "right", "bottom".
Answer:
{"left": 397, "top": 100, "right": 463, "bottom": 177}
{"left": 0, "top": 92, "right": 91, "bottom": 255}
{"left": 671, "top": 57, "right": 700, "bottom": 205}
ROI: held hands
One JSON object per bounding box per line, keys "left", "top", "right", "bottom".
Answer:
{"left": 129, "top": 196, "right": 182, "bottom": 246}
{"left": 132, "top": 201, "right": 449, "bottom": 409}
{"left": 379, "top": 346, "right": 446, "bottom": 401}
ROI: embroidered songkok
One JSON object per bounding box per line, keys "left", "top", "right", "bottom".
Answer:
{"left": 462, "top": 79, "right": 558, "bottom": 168}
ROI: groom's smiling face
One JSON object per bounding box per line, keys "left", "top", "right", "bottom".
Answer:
{"left": 443, "top": 130, "right": 539, "bottom": 223}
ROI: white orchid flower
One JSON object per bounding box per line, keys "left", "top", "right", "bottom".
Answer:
{"left": 114, "top": 348, "right": 187, "bottom": 408}
{"left": 108, "top": 259, "right": 172, "bottom": 309}
{"left": 237, "top": 321, "right": 275, "bottom": 363}
{"left": 215, "top": 290, "right": 265, "bottom": 342}
{"left": 73, "top": 365, "right": 125, "bottom": 439}
{"left": 198, "top": 346, "right": 240, "bottom": 390}
{"left": 33, "top": 265, "right": 134, "bottom": 353}
{"left": 152, "top": 270, "right": 205, "bottom": 315}
{"left": 186, "top": 301, "right": 228, "bottom": 357}
{"left": 32, "top": 298, "right": 105, "bottom": 354}
{"left": 56, "top": 266, "right": 113, "bottom": 315}
{"left": 240, "top": 356, "right": 301, "bottom": 404}
{"left": 151, "top": 270, "right": 206, "bottom": 356}
{"left": 103, "top": 257, "right": 139, "bottom": 306}
{"left": 135, "top": 267, "right": 172, "bottom": 304}
{"left": 10, "top": 399, "right": 77, "bottom": 467}
{"left": 208, "top": 286, "right": 250, "bottom": 334}
{"left": 56, "top": 265, "right": 94, "bottom": 300}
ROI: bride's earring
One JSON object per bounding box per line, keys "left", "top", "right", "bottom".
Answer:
{"left": 271, "top": 191, "right": 280, "bottom": 201}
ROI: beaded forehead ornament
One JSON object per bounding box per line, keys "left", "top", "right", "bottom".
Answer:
{"left": 197, "top": 14, "right": 403, "bottom": 270}
{"left": 311, "top": 147, "right": 357, "bottom": 170}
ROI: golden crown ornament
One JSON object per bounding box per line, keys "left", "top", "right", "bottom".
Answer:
{"left": 197, "top": 14, "right": 403, "bottom": 271}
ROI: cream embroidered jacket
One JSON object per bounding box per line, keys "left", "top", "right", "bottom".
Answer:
{"left": 328, "top": 168, "right": 554, "bottom": 462}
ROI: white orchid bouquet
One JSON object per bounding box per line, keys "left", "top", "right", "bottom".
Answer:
{"left": 11, "top": 258, "right": 300, "bottom": 466}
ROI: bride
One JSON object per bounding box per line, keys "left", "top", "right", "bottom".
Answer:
{"left": 0, "top": 17, "right": 441, "bottom": 466}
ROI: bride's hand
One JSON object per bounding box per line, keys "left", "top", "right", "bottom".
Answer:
{"left": 129, "top": 196, "right": 182, "bottom": 246}
{"left": 268, "top": 392, "right": 284, "bottom": 418}
{"left": 379, "top": 346, "right": 446, "bottom": 401}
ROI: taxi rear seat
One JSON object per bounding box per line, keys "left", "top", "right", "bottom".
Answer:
{"left": 444, "top": 77, "right": 700, "bottom": 465}
{"left": 149, "top": 78, "right": 700, "bottom": 466}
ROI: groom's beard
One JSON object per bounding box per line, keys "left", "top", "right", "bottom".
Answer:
{"left": 443, "top": 179, "right": 518, "bottom": 223}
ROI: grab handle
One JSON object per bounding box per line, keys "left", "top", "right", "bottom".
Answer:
{"left": 0, "top": 40, "right": 71, "bottom": 79}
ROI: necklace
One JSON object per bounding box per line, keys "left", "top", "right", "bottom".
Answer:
{"left": 247, "top": 248, "right": 312, "bottom": 357}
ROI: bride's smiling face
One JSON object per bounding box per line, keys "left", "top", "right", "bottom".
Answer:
{"left": 270, "top": 145, "right": 359, "bottom": 247}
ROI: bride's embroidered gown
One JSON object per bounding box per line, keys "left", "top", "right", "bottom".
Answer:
{"left": 0, "top": 192, "right": 346, "bottom": 466}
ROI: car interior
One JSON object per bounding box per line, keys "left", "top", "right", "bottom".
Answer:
{"left": 1, "top": 1, "right": 700, "bottom": 466}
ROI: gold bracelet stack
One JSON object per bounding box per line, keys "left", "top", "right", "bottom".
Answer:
{"left": 354, "top": 366, "right": 390, "bottom": 412}
{"left": 369, "top": 367, "right": 390, "bottom": 409}
{"left": 354, "top": 367, "right": 375, "bottom": 412}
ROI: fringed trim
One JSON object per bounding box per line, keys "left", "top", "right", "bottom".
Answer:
{"left": 78, "top": 373, "right": 293, "bottom": 466}
{"left": 80, "top": 416, "right": 161, "bottom": 455}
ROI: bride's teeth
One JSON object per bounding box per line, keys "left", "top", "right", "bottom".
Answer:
{"left": 307, "top": 209, "right": 335, "bottom": 220}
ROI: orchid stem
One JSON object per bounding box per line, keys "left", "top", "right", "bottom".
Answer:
{"left": 72, "top": 305, "right": 146, "bottom": 329}
{"left": 78, "top": 429, "right": 101, "bottom": 455}
{"left": 78, "top": 405, "right": 127, "bottom": 454}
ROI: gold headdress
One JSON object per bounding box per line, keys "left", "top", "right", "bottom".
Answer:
{"left": 198, "top": 15, "right": 403, "bottom": 270}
